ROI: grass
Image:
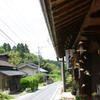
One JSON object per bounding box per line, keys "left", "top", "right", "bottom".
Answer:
{"left": 0, "top": 91, "right": 14, "bottom": 100}
{"left": 39, "top": 83, "right": 44, "bottom": 87}
{"left": 9, "top": 91, "right": 28, "bottom": 99}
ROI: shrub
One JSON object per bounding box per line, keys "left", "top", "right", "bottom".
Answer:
{"left": 33, "top": 73, "right": 45, "bottom": 83}
{"left": 20, "top": 76, "right": 39, "bottom": 91}
{"left": 20, "top": 77, "right": 30, "bottom": 90}
{"left": 66, "top": 75, "right": 72, "bottom": 92}
{"left": 20, "top": 73, "right": 45, "bottom": 91}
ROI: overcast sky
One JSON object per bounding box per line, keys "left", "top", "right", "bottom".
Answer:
{"left": 0, "top": 0, "right": 57, "bottom": 60}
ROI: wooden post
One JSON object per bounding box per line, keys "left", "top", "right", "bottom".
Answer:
{"left": 61, "top": 57, "right": 66, "bottom": 92}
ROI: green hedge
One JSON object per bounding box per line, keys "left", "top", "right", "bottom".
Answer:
{"left": 20, "top": 76, "right": 39, "bottom": 91}
{"left": 20, "top": 73, "right": 45, "bottom": 91}
{"left": 33, "top": 73, "right": 45, "bottom": 83}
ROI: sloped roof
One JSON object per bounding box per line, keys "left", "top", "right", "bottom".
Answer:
{"left": 40, "top": 68, "right": 48, "bottom": 73}
{"left": 0, "top": 54, "right": 10, "bottom": 58}
{"left": 18, "top": 62, "right": 38, "bottom": 69}
{"left": 0, "top": 60, "right": 14, "bottom": 67}
{"left": 0, "top": 70, "right": 26, "bottom": 76}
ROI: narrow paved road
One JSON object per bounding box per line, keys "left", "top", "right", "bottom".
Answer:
{"left": 16, "top": 82, "right": 61, "bottom": 100}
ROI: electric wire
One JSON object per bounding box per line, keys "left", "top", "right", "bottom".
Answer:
{"left": 0, "top": 29, "right": 17, "bottom": 45}
{"left": 0, "top": 18, "right": 23, "bottom": 42}
{"left": 0, "top": 32, "right": 14, "bottom": 45}
{"left": 4, "top": 0, "right": 34, "bottom": 36}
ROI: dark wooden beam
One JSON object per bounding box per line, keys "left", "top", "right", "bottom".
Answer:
{"left": 56, "top": 23, "right": 81, "bottom": 34}
{"left": 52, "top": 0, "right": 91, "bottom": 17}
{"left": 83, "top": 25, "right": 100, "bottom": 32}
{"left": 54, "top": 6, "right": 89, "bottom": 26}
{"left": 56, "top": 20, "right": 83, "bottom": 33}
{"left": 55, "top": 14, "right": 85, "bottom": 31}
{"left": 51, "top": 0, "right": 71, "bottom": 10}
{"left": 53, "top": 1, "right": 91, "bottom": 22}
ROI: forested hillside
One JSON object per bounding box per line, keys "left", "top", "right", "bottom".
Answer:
{"left": 0, "top": 43, "right": 61, "bottom": 76}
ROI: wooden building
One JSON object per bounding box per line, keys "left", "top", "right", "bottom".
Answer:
{"left": 0, "top": 54, "right": 26, "bottom": 92}
{"left": 18, "top": 62, "right": 48, "bottom": 76}
{"left": 40, "top": 0, "right": 100, "bottom": 99}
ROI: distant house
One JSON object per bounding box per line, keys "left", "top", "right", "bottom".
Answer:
{"left": 18, "top": 62, "right": 48, "bottom": 76}
{"left": 0, "top": 54, "right": 26, "bottom": 92}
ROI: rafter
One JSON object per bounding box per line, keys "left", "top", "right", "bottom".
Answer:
{"left": 53, "top": 0, "right": 91, "bottom": 21}
{"left": 56, "top": 17, "right": 84, "bottom": 31}
{"left": 51, "top": 0, "right": 72, "bottom": 10}
{"left": 54, "top": 6, "right": 89, "bottom": 26}
{"left": 55, "top": 12, "right": 87, "bottom": 30}
{"left": 52, "top": 0, "right": 91, "bottom": 17}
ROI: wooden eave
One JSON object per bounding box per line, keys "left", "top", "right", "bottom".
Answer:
{"left": 74, "top": 0, "right": 100, "bottom": 45}
{"left": 40, "top": 0, "right": 93, "bottom": 58}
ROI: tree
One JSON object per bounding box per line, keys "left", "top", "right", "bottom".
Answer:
{"left": 8, "top": 51, "right": 23, "bottom": 66}
{"left": 3, "top": 43, "right": 11, "bottom": 52}
{"left": 16, "top": 43, "right": 25, "bottom": 52}
{"left": 23, "top": 53, "right": 38, "bottom": 64}
{"left": 24, "top": 44, "right": 30, "bottom": 53}
{"left": 12, "top": 46, "right": 17, "bottom": 51}
{"left": 0, "top": 47, "right": 5, "bottom": 54}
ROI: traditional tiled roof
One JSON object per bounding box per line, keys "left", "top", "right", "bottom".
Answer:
{"left": 18, "top": 62, "right": 38, "bottom": 69}
{"left": 0, "top": 54, "right": 10, "bottom": 58}
{"left": 0, "top": 60, "right": 14, "bottom": 67}
{"left": 0, "top": 70, "right": 27, "bottom": 76}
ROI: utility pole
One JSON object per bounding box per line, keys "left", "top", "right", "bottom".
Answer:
{"left": 38, "top": 46, "right": 47, "bottom": 73}
{"left": 38, "top": 47, "right": 40, "bottom": 73}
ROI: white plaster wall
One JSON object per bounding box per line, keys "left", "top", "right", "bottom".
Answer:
{"left": 19, "top": 66, "right": 38, "bottom": 76}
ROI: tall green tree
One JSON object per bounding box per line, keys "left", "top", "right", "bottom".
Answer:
{"left": 3, "top": 43, "right": 11, "bottom": 52}
{"left": 0, "top": 47, "right": 5, "bottom": 54}
{"left": 8, "top": 51, "right": 23, "bottom": 66}
{"left": 17, "top": 43, "right": 25, "bottom": 52}
{"left": 24, "top": 44, "right": 30, "bottom": 53}
{"left": 23, "top": 53, "right": 38, "bottom": 64}
{"left": 12, "top": 46, "right": 17, "bottom": 51}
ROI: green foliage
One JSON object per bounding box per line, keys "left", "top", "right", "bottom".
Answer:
{"left": 20, "top": 75, "right": 39, "bottom": 91}
{"left": 20, "top": 73, "right": 45, "bottom": 92}
{"left": 75, "top": 95, "right": 87, "bottom": 100}
{"left": 45, "top": 59, "right": 60, "bottom": 67}
{"left": 0, "top": 47, "right": 5, "bottom": 54}
{"left": 16, "top": 43, "right": 30, "bottom": 53}
{"left": 2, "top": 43, "right": 11, "bottom": 52}
{"left": 50, "top": 69, "right": 61, "bottom": 82}
{"left": 66, "top": 75, "right": 72, "bottom": 92}
{"left": 24, "top": 53, "right": 38, "bottom": 64}
{"left": 12, "top": 46, "right": 17, "bottom": 51}
{"left": 8, "top": 51, "right": 23, "bottom": 66}
{"left": 33, "top": 73, "right": 45, "bottom": 83}
{"left": 66, "top": 70, "right": 72, "bottom": 92}
{"left": 0, "top": 91, "right": 14, "bottom": 100}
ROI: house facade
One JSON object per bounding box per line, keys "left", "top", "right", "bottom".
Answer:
{"left": 18, "top": 62, "right": 48, "bottom": 76}
{"left": 0, "top": 54, "right": 26, "bottom": 92}
{"left": 18, "top": 62, "right": 38, "bottom": 76}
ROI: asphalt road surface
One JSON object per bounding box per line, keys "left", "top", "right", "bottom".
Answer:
{"left": 16, "top": 82, "right": 61, "bottom": 100}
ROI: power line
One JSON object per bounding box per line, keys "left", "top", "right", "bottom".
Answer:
{"left": 0, "top": 28, "right": 17, "bottom": 45}
{"left": 0, "top": 18, "right": 23, "bottom": 42}
{"left": 4, "top": 0, "right": 35, "bottom": 36}
{"left": 0, "top": 32, "right": 14, "bottom": 45}
{"left": 0, "top": 1, "right": 31, "bottom": 39}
